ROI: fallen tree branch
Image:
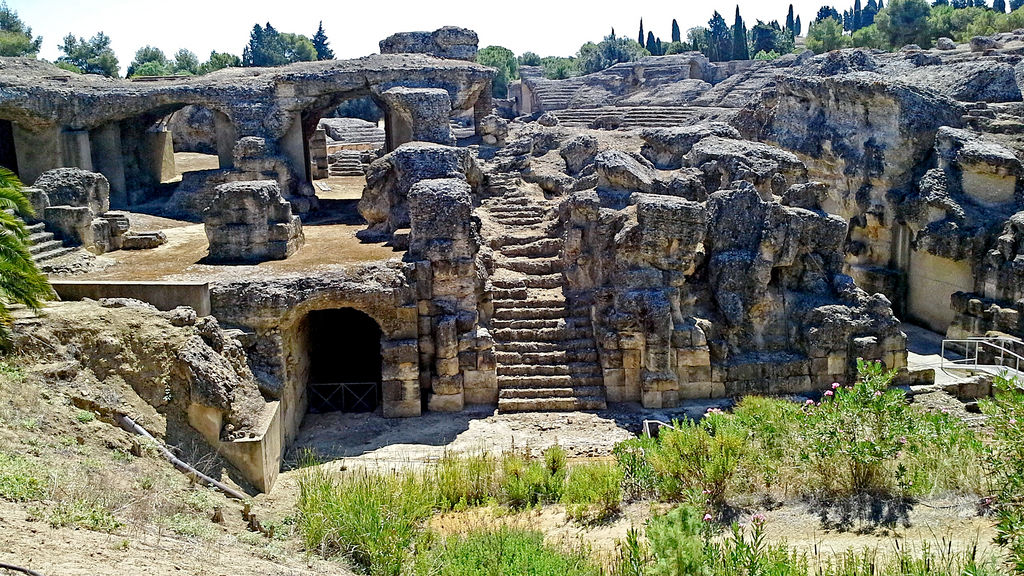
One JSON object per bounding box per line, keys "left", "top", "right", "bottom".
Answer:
{"left": 112, "top": 414, "right": 249, "bottom": 502}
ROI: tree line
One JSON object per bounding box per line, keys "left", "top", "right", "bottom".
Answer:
{"left": 0, "top": 2, "right": 336, "bottom": 78}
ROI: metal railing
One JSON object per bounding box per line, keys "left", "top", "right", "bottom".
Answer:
{"left": 940, "top": 336, "right": 1024, "bottom": 381}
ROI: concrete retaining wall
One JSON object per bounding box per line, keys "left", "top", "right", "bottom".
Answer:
{"left": 51, "top": 281, "right": 211, "bottom": 316}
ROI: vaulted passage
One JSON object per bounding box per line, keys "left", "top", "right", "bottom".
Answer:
{"left": 0, "top": 120, "right": 19, "bottom": 177}
{"left": 306, "top": 308, "right": 383, "bottom": 413}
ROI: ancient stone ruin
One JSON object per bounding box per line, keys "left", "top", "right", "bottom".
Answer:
{"left": 6, "top": 28, "right": 1024, "bottom": 492}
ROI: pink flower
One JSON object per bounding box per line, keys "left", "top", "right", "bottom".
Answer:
{"left": 824, "top": 390, "right": 834, "bottom": 397}
{"left": 806, "top": 399, "right": 815, "bottom": 405}
{"left": 874, "top": 391, "right": 883, "bottom": 397}
{"left": 703, "top": 513, "right": 713, "bottom": 522}
{"left": 752, "top": 513, "right": 767, "bottom": 527}
{"left": 899, "top": 436, "right": 907, "bottom": 445}
{"left": 832, "top": 382, "right": 841, "bottom": 390}
{"left": 1010, "top": 419, "right": 1018, "bottom": 425}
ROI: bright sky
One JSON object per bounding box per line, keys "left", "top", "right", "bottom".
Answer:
{"left": 11, "top": 0, "right": 826, "bottom": 76}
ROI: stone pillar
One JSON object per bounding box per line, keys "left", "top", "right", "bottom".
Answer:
{"left": 13, "top": 124, "right": 61, "bottom": 184}
{"left": 90, "top": 124, "right": 127, "bottom": 209}
{"left": 308, "top": 128, "right": 328, "bottom": 180}
{"left": 61, "top": 129, "right": 93, "bottom": 171}
{"left": 145, "top": 129, "right": 176, "bottom": 183}
{"left": 204, "top": 180, "right": 304, "bottom": 262}
{"left": 213, "top": 111, "right": 237, "bottom": 169}
{"left": 381, "top": 87, "right": 455, "bottom": 152}
{"left": 280, "top": 116, "right": 307, "bottom": 182}
{"left": 381, "top": 338, "right": 422, "bottom": 417}
{"left": 473, "top": 88, "right": 493, "bottom": 137}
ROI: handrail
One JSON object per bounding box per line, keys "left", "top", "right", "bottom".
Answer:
{"left": 940, "top": 336, "right": 1024, "bottom": 380}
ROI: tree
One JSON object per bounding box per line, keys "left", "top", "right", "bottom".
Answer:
{"left": 687, "top": 27, "right": 710, "bottom": 54}
{"left": 672, "top": 19, "right": 681, "bottom": 42}
{"left": 875, "top": 0, "right": 933, "bottom": 48}
{"left": 312, "top": 21, "right": 334, "bottom": 60}
{"left": 126, "top": 45, "right": 168, "bottom": 77}
{"left": 646, "top": 31, "right": 658, "bottom": 55}
{"left": 577, "top": 35, "right": 649, "bottom": 74}
{"left": 57, "top": 32, "right": 119, "bottom": 77}
{"left": 863, "top": 0, "right": 879, "bottom": 27}
{"left": 796, "top": 15, "right": 803, "bottom": 35}
{"left": 934, "top": 0, "right": 949, "bottom": 5}
{"left": 477, "top": 45, "right": 518, "bottom": 97}
{"left": 519, "top": 51, "right": 541, "bottom": 66}
{"left": 199, "top": 51, "right": 241, "bottom": 74}
{"left": 638, "top": 19, "right": 645, "bottom": 46}
{"left": 0, "top": 168, "right": 52, "bottom": 347}
{"left": 733, "top": 6, "right": 750, "bottom": 60}
{"left": 1011, "top": 0, "right": 1023, "bottom": 10}
{"left": 0, "top": 2, "right": 40, "bottom": 57}
{"left": 806, "top": 16, "right": 854, "bottom": 52}
{"left": 853, "top": 0, "right": 864, "bottom": 29}
{"left": 172, "top": 49, "right": 199, "bottom": 75}
{"left": 242, "top": 24, "right": 316, "bottom": 67}
{"left": 853, "top": 23, "right": 889, "bottom": 47}
{"left": 879, "top": 0, "right": 885, "bottom": 8}
{"left": 816, "top": 6, "right": 843, "bottom": 22}
{"left": 707, "top": 11, "right": 732, "bottom": 61}
{"left": 786, "top": 4, "right": 796, "bottom": 33}
{"left": 540, "top": 56, "right": 578, "bottom": 79}
{"left": 994, "top": 0, "right": 1007, "bottom": 10}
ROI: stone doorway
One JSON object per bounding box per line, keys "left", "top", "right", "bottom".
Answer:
{"left": 306, "top": 308, "right": 383, "bottom": 413}
{"left": 0, "top": 120, "right": 19, "bottom": 177}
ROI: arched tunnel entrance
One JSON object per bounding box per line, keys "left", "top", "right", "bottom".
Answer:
{"left": 306, "top": 308, "right": 383, "bottom": 413}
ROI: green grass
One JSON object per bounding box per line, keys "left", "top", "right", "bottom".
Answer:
{"left": 411, "top": 527, "right": 602, "bottom": 576}
{"left": 562, "top": 462, "right": 623, "bottom": 523}
{"left": 48, "top": 498, "right": 122, "bottom": 532}
{"left": 0, "top": 452, "right": 46, "bottom": 501}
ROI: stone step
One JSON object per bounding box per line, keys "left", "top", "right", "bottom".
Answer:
{"left": 491, "top": 318, "right": 564, "bottom": 330}
{"left": 494, "top": 348, "right": 599, "bottom": 365}
{"left": 28, "top": 231, "right": 54, "bottom": 244}
{"left": 499, "top": 238, "right": 561, "bottom": 258}
{"left": 492, "top": 274, "right": 563, "bottom": 290}
{"left": 29, "top": 239, "right": 64, "bottom": 255}
{"left": 498, "top": 374, "right": 573, "bottom": 388}
{"left": 33, "top": 246, "right": 76, "bottom": 262}
{"left": 493, "top": 324, "right": 591, "bottom": 343}
{"left": 488, "top": 204, "right": 548, "bottom": 215}
{"left": 493, "top": 297, "right": 567, "bottom": 310}
{"left": 25, "top": 222, "right": 46, "bottom": 234}
{"left": 499, "top": 385, "right": 605, "bottom": 400}
{"left": 493, "top": 216, "right": 545, "bottom": 226}
{"left": 497, "top": 395, "right": 607, "bottom": 413}
{"left": 493, "top": 339, "right": 595, "bottom": 353}
{"left": 499, "top": 257, "right": 563, "bottom": 276}
{"left": 492, "top": 233, "right": 557, "bottom": 248}
{"left": 493, "top": 306, "right": 568, "bottom": 321}
{"left": 498, "top": 364, "right": 571, "bottom": 377}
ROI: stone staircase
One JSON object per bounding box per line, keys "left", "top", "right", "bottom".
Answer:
{"left": 26, "top": 221, "right": 76, "bottom": 263}
{"left": 2, "top": 209, "right": 76, "bottom": 264}
{"left": 547, "top": 105, "right": 730, "bottom": 128}
{"left": 481, "top": 174, "right": 606, "bottom": 412}
{"left": 530, "top": 78, "right": 587, "bottom": 111}
{"left": 327, "top": 150, "right": 365, "bottom": 177}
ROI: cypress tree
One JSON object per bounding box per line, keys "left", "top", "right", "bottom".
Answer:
{"left": 312, "top": 21, "right": 333, "bottom": 60}
{"left": 672, "top": 19, "right": 681, "bottom": 42}
{"left": 733, "top": 6, "right": 750, "bottom": 60}
{"left": 638, "top": 19, "right": 644, "bottom": 46}
{"left": 786, "top": 4, "right": 796, "bottom": 33}
{"left": 646, "top": 31, "right": 657, "bottom": 54}
{"left": 853, "top": 0, "right": 863, "bottom": 30}
{"left": 878, "top": 0, "right": 884, "bottom": 8}
{"left": 795, "top": 15, "right": 803, "bottom": 35}
{"left": 863, "top": 0, "right": 878, "bottom": 27}
{"left": 1011, "top": 0, "right": 1023, "bottom": 10}
{"left": 994, "top": 0, "right": 1006, "bottom": 10}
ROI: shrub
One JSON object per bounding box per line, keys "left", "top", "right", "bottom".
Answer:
{"left": 562, "top": 462, "right": 623, "bottom": 523}
{"left": 411, "top": 527, "right": 602, "bottom": 576}
{"left": 800, "top": 359, "right": 916, "bottom": 496}
{"left": 986, "top": 374, "right": 1024, "bottom": 573}
{"left": 0, "top": 452, "right": 45, "bottom": 501}
{"left": 297, "top": 465, "right": 434, "bottom": 576}
{"left": 648, "top": 417, "right": 745, "bottom": 507}
{"left": 614, "top": 436, "right": 658, "bottom": 500}
{"left": 499, "top": 446, "right": 566, "bottom": 509}
{"left": 434, "top": 452, "right": 497, "bottom": 511}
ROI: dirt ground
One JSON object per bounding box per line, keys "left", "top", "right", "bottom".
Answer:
{"left": 52, "top": 175, "right": 400, "bottom": 283}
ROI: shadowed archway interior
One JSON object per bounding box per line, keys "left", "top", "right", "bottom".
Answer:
{"left": 307, "top": 308, "right": 383, "bottom": 413}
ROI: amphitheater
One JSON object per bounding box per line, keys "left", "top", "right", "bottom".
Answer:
{"left": 5, "top": 26, "right": 1024, "bottom": 493}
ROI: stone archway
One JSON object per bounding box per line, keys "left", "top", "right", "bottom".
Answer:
{"left": 306, "top": 307, "right": 383, "bottom": 413}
